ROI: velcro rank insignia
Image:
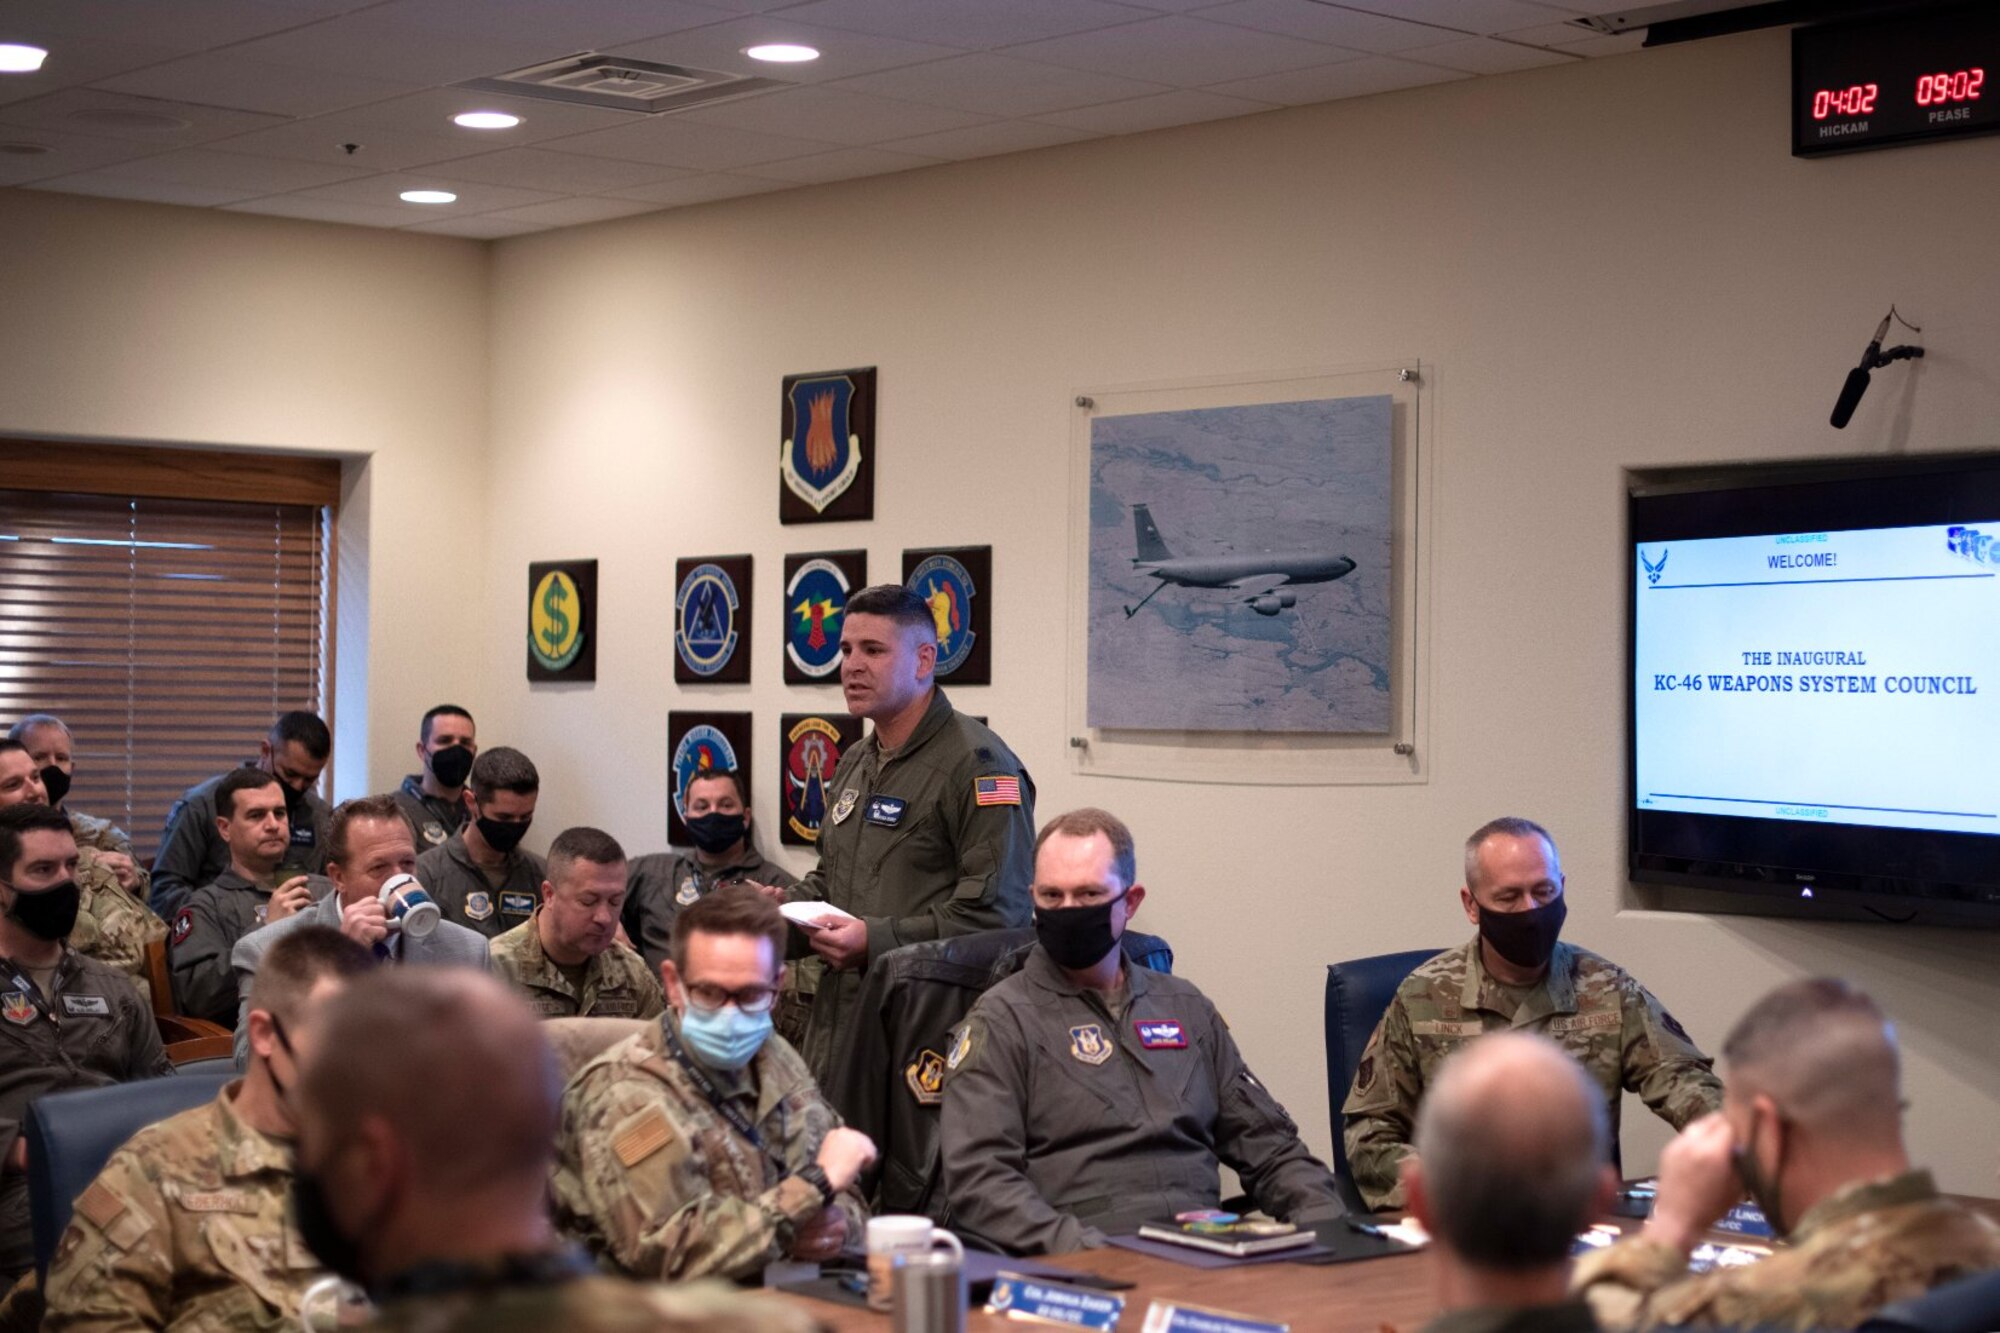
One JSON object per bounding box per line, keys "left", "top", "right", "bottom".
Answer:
{"left": 613, "top": 1107, "right": 673, "bottom": 1168}
{"left": 905, "top": 1049, "right": 946, "bottom": 1105}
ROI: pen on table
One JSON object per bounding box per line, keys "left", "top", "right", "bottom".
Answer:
{"left": 1347, "top": 1218, "right": 1390, "bottom": 1238}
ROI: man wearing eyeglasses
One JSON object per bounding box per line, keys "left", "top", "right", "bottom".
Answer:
{"left": 940, "top": 808, "right": 1347, "bottom": 1255}
{"left": 552, "top": 885, "right": 876, "bottom": 1282}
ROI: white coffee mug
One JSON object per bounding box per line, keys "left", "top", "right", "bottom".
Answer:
{"left": 865, "top": 1215, "right": 962, "bottom": 1313}
{"left": 378, "top": 873, "right": 440, "bottom": 939}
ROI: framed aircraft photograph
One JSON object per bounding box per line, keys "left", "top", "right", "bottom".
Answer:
{"left": 667, "top": 711, "right": 751, "bottom": 847}
{"left": 902, "top": 544, "right": 992, "bottom": 686}
{"left": 527, "top": 559, "right": 596, "bottom": 683}
{"left": 674, "top": 555, "right": 752, "bottom": 685}
{"left": 780, "top": 367, "right": 876, "bottom": 525}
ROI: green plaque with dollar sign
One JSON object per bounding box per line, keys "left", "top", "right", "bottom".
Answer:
{"left": 527, "top": 559, "right": 597, "bottom": 682}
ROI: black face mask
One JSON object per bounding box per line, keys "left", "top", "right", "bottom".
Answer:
{"left": 291, "top": 1166, "right": 368, "bottom": 1285}
{"left": 476, "top": 816, "right": 530, "bottom": 855}
{"left": 427, "top": 745, "right": 474, "bottom": 790}
{"left": 1035, "top": 892, "right": 1128, "bottom": 971}
{"left": 38, "top": 766, "right": 71, "bottom": 808}
{"left": 685, "top": 812, "right": 747, "bottom": 855}
{"left": 1477, "top": 893, "right": 1566, "bottom": 970}
{"left": 4, "top": 879, "right": 80, "bottom": 942}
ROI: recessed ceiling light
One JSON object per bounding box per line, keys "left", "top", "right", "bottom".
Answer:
{"left": 400, "top": 189, "right": 457, "bottom": 204}
{"left": 0, "top": 44, "right": 48, "bottom": 74}
{"left": 452, "top": 110, "right": 520, "bottom": 130}
{"left": 745, "top": 43, "right": 819, "bottom": 63}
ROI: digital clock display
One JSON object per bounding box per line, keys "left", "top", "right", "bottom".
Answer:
{"left": 1794, "top": 4, "right": 2000, "bottom": 156}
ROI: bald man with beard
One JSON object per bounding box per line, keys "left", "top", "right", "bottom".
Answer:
{"left": 1574, "top": 978, "right": 2000, "bottom": 1331}
{"left": 291, "top": 968, "right": 812, "bottom": 1333}
{"left": 1404, "top": 1033, "right": 1616, "bottom": 1333}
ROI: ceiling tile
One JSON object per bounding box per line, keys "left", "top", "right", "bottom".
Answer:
{"left": 1553, "top": 32, "right": 1646, "bottom": 56}
{"left": 27, "top": 174, "right": 260, "bottom": 206}
{"left": 550, "top": 117, "right": 840, "bottom": 170}
{"left": 1004, "top": 16, "right": 1346, "bottom": 87}
{"left": 1031, "top": 88, "right": 1274, "bottom": 134}
{"left": 401, "top": 213, "right": 550, "bottom": 238}
{"left": 204, "top": 13, "right": 561, "bottom": 87}
{"left": 831, "top": 53, "right": 1170, "bottom": 117}
{"left": 774, "top": 0, "right": 1144, "bottom": 50}
{"left": 1334, "top": 0, "right": 1585, "bottom": 34}
{"left": 1411, "top": 37, "right": 1575, "bottom": 74}
{"left": 77, "top": 146, "right": 372, "bottom": 193}
{"left": 601, "top": 171, "right": 792, "bottom": 204}
{"left": 226, "top": 194, "right": 443, "bottom": 227}
{"left": 330, "top": 90, "right": 643, "bottom": 145}
{"left": 1497, "top": 21, "right": 1604, "bottom": 48}
{"left": 882, "top": 118, "right": 1095, "bottom": 160}
{"left": 678, "top": 86, "right": 993, "bottom": 146}
{"left": 1203, "top": 54, "right": 1468, "bottom": 104}
{"left": 1194, "top": 0, "right": 1461, "bottom": 53}
{"left": 413, "top": 146, "right": 692, "bottom": 192}
{"left": 204, "top": 118, "right": 479, "bottom": 171}
{"left": 0, "top": 90, "right": 287, "bottom": 144}
{"left": 749, "top": 145, "right": 940, "bottom": 184}
{"left": 476, "top": 195, "right": 665, "bottom": 226}
{"left": 605, "top": 18, "right": 964, "bottom": 86}
{"left": 0, "top": 129, "right": 159, "bottom": 185}
{"left": 286, "top": 170, "right": 564, "bottom": 212}
{"left": 0, "top": 0, "right": 319, "bottom": 53}
{"left": 387, "top": 0, "right": 740, "bottom": 51}
{"left": 1108, "top": 0, "right": 1224, "bottom": 10}
{"left": 99, "top": 52, "right": 423, "bottom": 119}
{"left": 0, "top": 35, "right": 181, "bottom": 107}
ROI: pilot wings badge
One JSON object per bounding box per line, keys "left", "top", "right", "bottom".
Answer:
{"left": 1640, "top": 548, "right": 1669, "bottom": 586}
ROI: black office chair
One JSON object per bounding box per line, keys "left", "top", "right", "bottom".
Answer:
{"left": 1322, "top": 949, "right": 1441, "bottom": 1180}
{"left": 1857, "top": 1268, "right": 2000, "bottom": 1333}
{"left": 25, "top": 1071, "right": 233, "bottom": 1280}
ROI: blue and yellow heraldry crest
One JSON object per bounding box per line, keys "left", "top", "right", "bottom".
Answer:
{"left": 1069, "top": 1023, "right": 1114, "bottom": 1066}
{"left": 781, "top": 374, "right": 862, "bottom": 513}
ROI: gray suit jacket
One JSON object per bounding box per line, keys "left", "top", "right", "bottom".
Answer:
{"left": 230, "top": 890, "right": 490, "bottom": 1066}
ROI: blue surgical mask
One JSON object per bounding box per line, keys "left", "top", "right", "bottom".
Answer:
{"left": 678, "top": 1001, "right": 772, "bottom": 1071}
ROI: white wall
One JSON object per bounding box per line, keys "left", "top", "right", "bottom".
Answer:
{"left": 480, "top": 26, "right": 2000, "bottom": 1192}
{"left": 0, "top": 191, "right": 490, "bottom": 804}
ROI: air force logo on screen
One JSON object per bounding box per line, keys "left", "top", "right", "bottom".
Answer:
{"left": 1946, "top": 526, "right": 2000, "bottom": 566}
{"left": 1640, "top": 548, "right": 1669, "bottom": 586}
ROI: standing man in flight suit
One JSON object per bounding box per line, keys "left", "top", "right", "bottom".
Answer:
{"left": 417, "top": 747, "right": 544, "bottom": 941}
{"left": 775, "top": 584, "right": 1035, "bottom": 1083}
{"left": 940, "top": 808, "right": 1346, "bottom": 1255}
{"left": 385, "top": 705, "right": 476, "bottom": 851}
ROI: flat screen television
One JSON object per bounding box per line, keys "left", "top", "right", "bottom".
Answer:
{"left": 1628, "top": 454, "right": 2000, "bottom": 925}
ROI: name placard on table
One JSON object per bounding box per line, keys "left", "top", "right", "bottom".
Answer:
{"left": 986, "top": 1273, "right": 1126, "bottom": 1329}
{"left": 1141, "top": 1300, "right": 1289, "bottom": 1333}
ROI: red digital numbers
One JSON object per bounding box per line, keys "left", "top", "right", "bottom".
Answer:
{"left": 1915, "top": 68, "right": 1985, "bottom": 105}
{"left": 1811, "top": 83, "right": 1880, "bottom": 119}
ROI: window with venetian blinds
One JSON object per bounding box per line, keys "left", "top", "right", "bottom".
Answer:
{"left": 0, "top": 444, "right": 340, "bottom": 861}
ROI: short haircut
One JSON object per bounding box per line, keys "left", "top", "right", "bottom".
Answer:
{"left": 325, "top": 794, "right": 406, "bottom": 867}
{"left": 8, "top": 714, "right": 68, "bottom": 743}
{"left": 685, "top": 768, "right": 746, "bottom": 805}
{"left": 0, "top": 803, "right": 75, "bottom": 878}
{"left": 844, "top": 583, "right": 938, "bottom": 640}
{"left": 0, "top": 739, "right": 28, "bottom": 762}
{"left": 1414, "top": 1033, "right": 1609, "bottom": 1269}
{"left": 1721, "top": 978, "right": 1901, "bottom": 1137}
{"left": 1463, "top": 815, "right": 1559, "bottom": 887}
{"left": 1035, "top": 807, "right": 1137, "bottom": 889}
{"left": 216, "top": 766, "right": 285, "bottom": 820}
{"left": 671, "top": 883, "right": 784, "bottom": 974}
{"left": 246, "top": 925, "right": 374, "bottom": 1027}
{"left": 420, "top": 705, "right": 473, "bottom": 744}
{"left": 270, "top": 710, "right": 332, "bottom": 761}
{"left": 547, "top": 826, "right": 625, "bottom": 885}
{"left": 469, "top": 746, "right": 538, "bottom": 799}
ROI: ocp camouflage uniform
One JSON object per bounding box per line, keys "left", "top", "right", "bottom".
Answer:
{"left": 42, "top": 1082, "right": 326, "bottom": 1332}
{"left": 169, "top": 871, "right": 335, "bottom": 1025}
{"left": 366, "top": 1258, "right": 817, "bottom": 1333}
{"left": 488, "top": 913, "right": 665, "bottom": 1020}
{"left": 67, "top": 809, "right": 137, "bottom": 861}
{"left": 1573, "top": 1169, "right": 2000, "bottom": 1331}
{"left": 1343, "top": 938, "right": 1720, "bottom": 1209}
{"left": 551, "top": 1015, "right": 866, "bottom": 1282}
{"left": 69, "top": 847, "right": 164, "bottom": 1007}
{"left": 415, "top": 833, "right": 545, "bottom": 941}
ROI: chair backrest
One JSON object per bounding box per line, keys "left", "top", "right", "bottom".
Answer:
{"left": 1323, "top": 949, "right": 1441, "bottom": 1179}
{"left": 1858, "top": 1268, "right": 2000, "bottom": 1333}
{"left": 544, "top": 1016, "right": 654, "bottom": 1083}
{"left": 26, "top": 1071, "right": 234, "bottom": 1280}
{"left": 143, "top": 935, "right": 175, "bottom": 1016}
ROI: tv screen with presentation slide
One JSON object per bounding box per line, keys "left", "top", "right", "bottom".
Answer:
{"left": 1628, "top": 454, "right": 2000, "bottom": 925}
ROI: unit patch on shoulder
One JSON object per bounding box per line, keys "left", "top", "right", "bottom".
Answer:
{"left": 1068, "top": 1023, "right": 1114, "bottom": 1066}
{"left": 973, "top": 776, "right": 1021, "bottom": 807}
{"left": 905, "top": 1048, "right": 946, "bottom": 1105}
{"left": 613, "top": 1107, "right": 673, "bottom": 1168}
{"left": 946, "top": 1024, "right": 974, "bottom": 1071}
{"left": 171, "top": 908, "right": 194, "bottom": 946}
{"left": 1135, "top": 1020, "right": 1186, "bottom": 1049}
{"left": 463, "top": 891, "right": 494, "bottom": 922}
{"left": 1659, "top": 1009, "right": 1691, "bottom": 1043}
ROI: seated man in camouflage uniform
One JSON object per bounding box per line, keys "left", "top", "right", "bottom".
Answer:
{"left": 491, "top": 827, "right": 663, "bottom": 1020}
{"left": 294, "top": 967, "right": 812, "bottom": 1333}
{"left": 1345, "top": 816, "right": 1722, "bottom": 1209}
{"left": 169, "top": 768, "right": 331, "bottom": 1023}
{"left": 44, "top": 926, "right": 373, "bottom": 1331}
{"left": 0, "top": 743, "right": 158, "bottom": 1005}
{"left": 553, "top": 885, "right": 875, "bottom": 1281}
{"left": 9, "top": 714, "right": 149, "bottom": 895}
{"left": 1574, "top": 978, "right": 2000, "bottom": 1331}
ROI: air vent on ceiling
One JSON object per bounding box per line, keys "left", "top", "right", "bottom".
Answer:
{"left": 457, "top": 53, "right": 787, "bottom": 115}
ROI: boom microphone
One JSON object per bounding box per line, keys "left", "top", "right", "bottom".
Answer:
{"left": 1829, "top": 307, "right": 1925, "bottom": 430}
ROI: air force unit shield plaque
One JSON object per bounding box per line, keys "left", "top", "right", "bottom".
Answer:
{"left": 667, "top": 711, "right": 751, "bottom": 847}
{"left": 779, "top": 712, "right": 862, "bottom": 846}
{"left": 780, "top": 367, "right": 876, "bottom": 524}
{"left": 674, "top": 555, "right": 752, "bottom": 684}
{"left": 527, "top": 559, "right": 597, "bottom": 682}
{"left": 782, "top": 549, "right": 865, "bottom": 684}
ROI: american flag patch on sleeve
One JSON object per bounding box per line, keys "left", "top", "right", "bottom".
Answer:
{"left": 973, "top": 775, "right": 1022, "bottom": 806}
